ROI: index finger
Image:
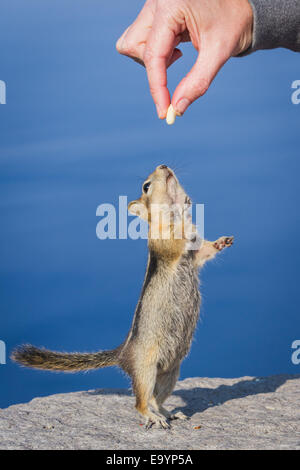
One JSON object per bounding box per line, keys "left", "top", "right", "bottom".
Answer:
{"left": 144, "top": 17, "right": 177, "bottom": 119}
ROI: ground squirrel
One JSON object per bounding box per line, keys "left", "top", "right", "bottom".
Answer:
{"left": 12, "top": 165, "right": 233, "bottom": 429}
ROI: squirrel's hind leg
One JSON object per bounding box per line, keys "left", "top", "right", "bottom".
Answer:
{"left": 151, "top": 365, "right": 189, "bottom": 421}
{"left": 133, "top": 364, "right": 170, "bottom": 429}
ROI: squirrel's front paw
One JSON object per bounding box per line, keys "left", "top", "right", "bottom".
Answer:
{"left": 213, "top": 236, "right": 234, "bottom": 251}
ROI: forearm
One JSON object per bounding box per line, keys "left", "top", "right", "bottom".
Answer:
{"left": 242, "top": 0, "right": 300, "bottom": 54}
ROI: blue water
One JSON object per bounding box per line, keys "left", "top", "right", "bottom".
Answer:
{"left": 0, "top": 0, "right": 299, "bottom": 409}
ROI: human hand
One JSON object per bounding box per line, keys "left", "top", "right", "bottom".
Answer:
{"left": 116, "top": 0, "right": 253, "bottom": 119}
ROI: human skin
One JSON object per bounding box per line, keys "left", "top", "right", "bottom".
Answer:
{"left": 116, "top": 0, "right": 253, "bottom": 119}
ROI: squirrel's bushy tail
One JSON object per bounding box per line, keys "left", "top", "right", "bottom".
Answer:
{"left": 11, "top": 344, "right": 120, "bottom": 372}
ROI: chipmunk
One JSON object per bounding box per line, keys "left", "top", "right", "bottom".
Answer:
{"left": 12, "top": 165, "right": 233, "bottom": 429}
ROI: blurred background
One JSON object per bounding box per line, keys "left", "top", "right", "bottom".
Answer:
{"left": 0, "top": 0, "right": 299, "bottom": 408}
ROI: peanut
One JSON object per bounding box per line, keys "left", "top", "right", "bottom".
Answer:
{"left": 166, "top": 104, "right": 176, "bottom": 125}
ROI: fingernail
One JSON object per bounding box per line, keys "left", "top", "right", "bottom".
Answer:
{"left": 156, "top": 104, "right": 164, "bottom": 119}
{"left": 175, "top": 98, "right": 190, "bottom": 115}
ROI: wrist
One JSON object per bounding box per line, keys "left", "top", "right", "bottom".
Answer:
{"left": 234, "top": 0, "right": 254, "bottom": 55}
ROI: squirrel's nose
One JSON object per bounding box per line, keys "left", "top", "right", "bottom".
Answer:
{"left": 159, "top": 165, "right": 168, "bottom": 169}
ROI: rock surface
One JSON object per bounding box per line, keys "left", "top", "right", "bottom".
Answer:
{"left": 1, "top": 374, "right": 299, "bottom": 450}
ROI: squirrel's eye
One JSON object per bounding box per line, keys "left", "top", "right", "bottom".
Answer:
{"left": 143, "top": 182, "right": 151, "bottom": 194}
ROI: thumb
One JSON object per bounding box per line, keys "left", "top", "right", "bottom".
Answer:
{"left": 172, "top": 45, "right": 227, "bottom": 115}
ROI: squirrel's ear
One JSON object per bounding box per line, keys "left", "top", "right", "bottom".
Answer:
{"left": 128, "top": 200, "right": 148, "bottom": 220}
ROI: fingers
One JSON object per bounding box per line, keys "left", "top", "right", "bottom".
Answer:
{"left": 116, "top": 29, "right": 146, "bottom": 66}
{"left": 118, "top": 15, "right": 180, "bottom": 118}
{"left": 116, "top": 1, "right": 183, "bottom": 119}
{"left": 116, "top": 26, "right": 130, "bottom": 54}
{"left": 120, "top": 45, "right": 182, "bottom": 70}
{"left": 171, "top": 42, "right": 229, "bottom": 115}
{"left": 144, "top": 17, "right": 179, "bottom": 118}
{"left": 116, "top": 0, "right": 154, "bottom": 64}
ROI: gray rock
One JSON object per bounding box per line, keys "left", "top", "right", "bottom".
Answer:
{"left": 1, "top": 374, "right": 299, "bottom": 450}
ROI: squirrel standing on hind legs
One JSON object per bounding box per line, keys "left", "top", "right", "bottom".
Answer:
{"left": 12, "top": 165, "right": 233, "bottom": 429}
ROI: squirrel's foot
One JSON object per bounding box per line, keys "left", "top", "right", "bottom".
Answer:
{"left": 144, "top": 411, "right": 170, "bottom": 430}
{"left": 213, "top": 236, "right": 234, "bottom": 251}
{"left": 158, "top": 406, "right": 188, "bottom": 421}
{"left": 169, "top": 411, "right": 189, "bottom": 420}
